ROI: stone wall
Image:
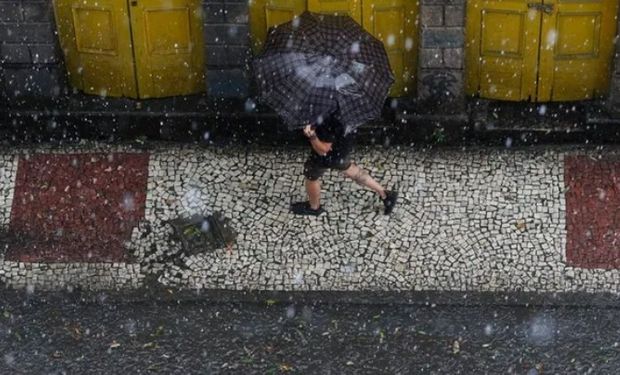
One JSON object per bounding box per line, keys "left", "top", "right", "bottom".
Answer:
{"left": 0, "top": 0, "right": 468, "bottom": 106}
{"left": 418, "top": 0, "right": 466, "bottom": 110}
{"left": 202, "top": 0, "right": 251, "bottom": 98}
{"left": 0, "top": 0, "right": 252, "bottom": 103}
{"left": 0, "top": 0, "right": 66, "bottom": 103}
{"left": 606, "top": 15, "right": 620, "bottom": 114}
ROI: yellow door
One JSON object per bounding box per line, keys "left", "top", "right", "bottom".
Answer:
{"left": 129, "top": 0, "right": 205, "bottom": 98}
{"left": 53, "top": 0, "right": 137, "bottom": 97}
{"left": 538, "top": 0, "right": 619, "bottom": 101}
{"left": 362, "top": 0, "right": 417, "bottom": 97}
{"left": 467, "top": 0, "right": 619, "bottom": 102}
{"left": 307, "top": 0, "right": 362, "bottom": 21}
{"left": 465, "top": 0, "right": 540, "bottom": 101}
{"left": 249, "top": 0, "right": 307, "bottom": 53}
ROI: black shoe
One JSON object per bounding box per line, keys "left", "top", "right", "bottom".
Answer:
{"left": 291, "top": 201, "right": 325, "bottom": 216}
{"left": 382, "top": 190, "right": 398, "bottom": 215}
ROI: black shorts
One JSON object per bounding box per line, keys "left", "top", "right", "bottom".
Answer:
{"left": 303, "top": 153, "right": 352, "bottom": 181}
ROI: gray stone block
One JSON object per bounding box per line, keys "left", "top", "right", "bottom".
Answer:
{"left": 207, "top": 68, "right": 249, "bottom": 97}
{"left": 206, "top": 45, "right": 228, "bottom": 66}
{"left": 421, "top": 5, "right": 443, "bottom": 27}
{"left": 203, "top": 3, "right": 225, "bottom": 23}
{"left": 444, "top": 5, "right": 465, "bottom": 27}
{"left": 443, "top": 48, "right": 463, "bottom": 69}
{"left": 30, "top": 44, "right": 60, "bottom": 63}
{"left": 418, "top": 69, "right": 464, "bottom": 101}
{"left": 1, "top": 66, "right": 65, "bottom": 98}
{"left": 206, "top": 45, "right": 249, "bottom": 67}
{"left": 423, "top": 0, "right": 465, "bottom": 5}
{"left": 0, "top": 2, "right": 21, "bottom": 22}
{"left": 0, "top": 44, "right": 31, "bottom": 63}
{"left": 17, "top": 23, "right": 56, "bottom": 43}
{"left": 420, "top": 48, "right": 443, "bottom": 68}
{"left": 225, "top": 2, "right": 248, "bottom": 24}
{"left": 613, "top": 53, "right": 620, "bottom": 74}
{"left": 422, "top": 27, "right": 464, "bottom": 48}
{"left": 22, "top": 1, "right": 53, "bottom": 22}
{"left": 0, "top": 25, "right": 20, "bottom": 43}
{"left": 204, "top": 24, "right": 249, "bottom": 46}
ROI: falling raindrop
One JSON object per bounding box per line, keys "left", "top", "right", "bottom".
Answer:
{"left": 122, "top": 192, "right": 136, "bottom": 211}
{"left": 546, "top": 29, "right": 558, "bottom": 49}
{"left": 525, "top": 314, "right": 556, "bottom": 346}
{"left": 286, "top": 305, "right": 296, "bottom": 318}
{"left": 244, "top": 98, "right": 256, "bottom": 112}
{"left": 484, "top": 324, "right": 494, "bottom": 336}
{"left": 538, "top": 105, "right": 547, "bottom": 116}
{"left": 293, "top": 272, "right": 304, "bottom": 284}
{"left": 200, "top": 219, "right": 210, "bottom": 232}
{"left": 3, "top": 353, "right": 15, "bottom": 366}
{"left": 292, "top": 16, "right": 301, "bottom": 29}
{"left": 405, "top": 37, "right": 414, "bottom": 51}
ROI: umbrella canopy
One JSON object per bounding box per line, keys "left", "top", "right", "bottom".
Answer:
{"left": 253, "top": 11, "right": 394, "bottom": 133}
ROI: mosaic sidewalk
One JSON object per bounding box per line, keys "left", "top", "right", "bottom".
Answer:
{"left": 1, "top": 143, "right": 620, "bottom": 295}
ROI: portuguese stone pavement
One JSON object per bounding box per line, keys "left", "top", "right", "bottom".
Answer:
{"left": 1, "top": 142, "right": 620, "bottom": 295}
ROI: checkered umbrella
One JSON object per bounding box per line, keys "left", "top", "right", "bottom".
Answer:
{"left": 253, "top": 11, "right": 394, "bottom": 133}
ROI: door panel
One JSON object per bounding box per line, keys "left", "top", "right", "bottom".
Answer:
{"left": 53, "top": 0, "right": 137, "bottom": 97}
{"left": 308, "top": 0, "right": 361, "bottom": 22}
{"left": 467, "top": 0, "right": 619, "bottom": 102}
{"left": 249, "top": 0, "right": 306, "bottom": 53}
{"left": 466, "top": 0, "right": 540, "bottom": 101}
{"left": 363, "top": 0, "right": 417, "bottom": 97}
{"left": 130, "top": 0, "right": 205, "bottom": 98}
{"left": 537, "top": 0, "right": 618, "bottom": 101}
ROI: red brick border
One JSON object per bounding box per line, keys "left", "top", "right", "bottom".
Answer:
{"left": 6, "top": 153, "right": 149, "bottom": 263}
{"left": 565, "top": 155, "right": 620, "bottom": 269}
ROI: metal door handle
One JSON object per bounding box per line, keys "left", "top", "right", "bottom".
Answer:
{"left": 527, "top": 3, "right": 554, "bottom": 14}
{"left": 541, "top": 4, "right": 553, "bottom": 14}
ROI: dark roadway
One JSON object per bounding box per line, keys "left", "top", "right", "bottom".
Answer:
{"left": 1, "top": 292, "right": 619, "bottom": 374}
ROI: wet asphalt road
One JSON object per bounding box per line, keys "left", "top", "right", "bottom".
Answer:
{"left": 1, "top": 292, "right": 619, "bottom": 374}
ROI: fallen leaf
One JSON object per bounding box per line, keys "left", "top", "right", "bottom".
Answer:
{"left": 143, "top": 342, "right": 157, "bottom": 349}
{"left": 151, "top": 326, "right": 164, "bottom": 337}
{"left": 279, "top": 363, "right": 293, "bottom": 372}
{"left": 452, "top": 340, "right": 460, "bottom": 354}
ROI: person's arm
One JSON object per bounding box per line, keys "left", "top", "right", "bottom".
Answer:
{"left": 303, "top": 125, "right": 332, "bottom": 156}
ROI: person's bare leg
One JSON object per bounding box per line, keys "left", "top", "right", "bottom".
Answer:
{"left": 306, "top": 179, "right": 321, "bottom": 209}
{"left": 343, "top": 163, "right": 386, "bottom": 199}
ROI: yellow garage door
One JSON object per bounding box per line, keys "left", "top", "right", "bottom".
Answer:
{"left": 53, "top": 0, "right": 205, "bottom": 99}
{"left": 250, "top": 0, "right": 418, "bottom": 97}
{"left": 53, "top": 0, "right": 137, "bottom": 97}
{"left": 249, "top": 0, "right": 306, "bottom": 53}
{"left": 466, "top": 0, "right": 619, "bottom": 102}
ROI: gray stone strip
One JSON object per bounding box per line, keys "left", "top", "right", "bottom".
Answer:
{"left": 0, "top": 261, "right": 143, "bottom": 291}
{"left": 0, "top": 154, "right": 17, "bottom": 227}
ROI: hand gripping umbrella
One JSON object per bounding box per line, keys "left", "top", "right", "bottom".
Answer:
{"left": 252, "top": 11, "right": 394, "bottom": 133}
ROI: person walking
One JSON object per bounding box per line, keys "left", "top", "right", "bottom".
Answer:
{"left": 290, "top": 117, "right": 397, "bottom": 216}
